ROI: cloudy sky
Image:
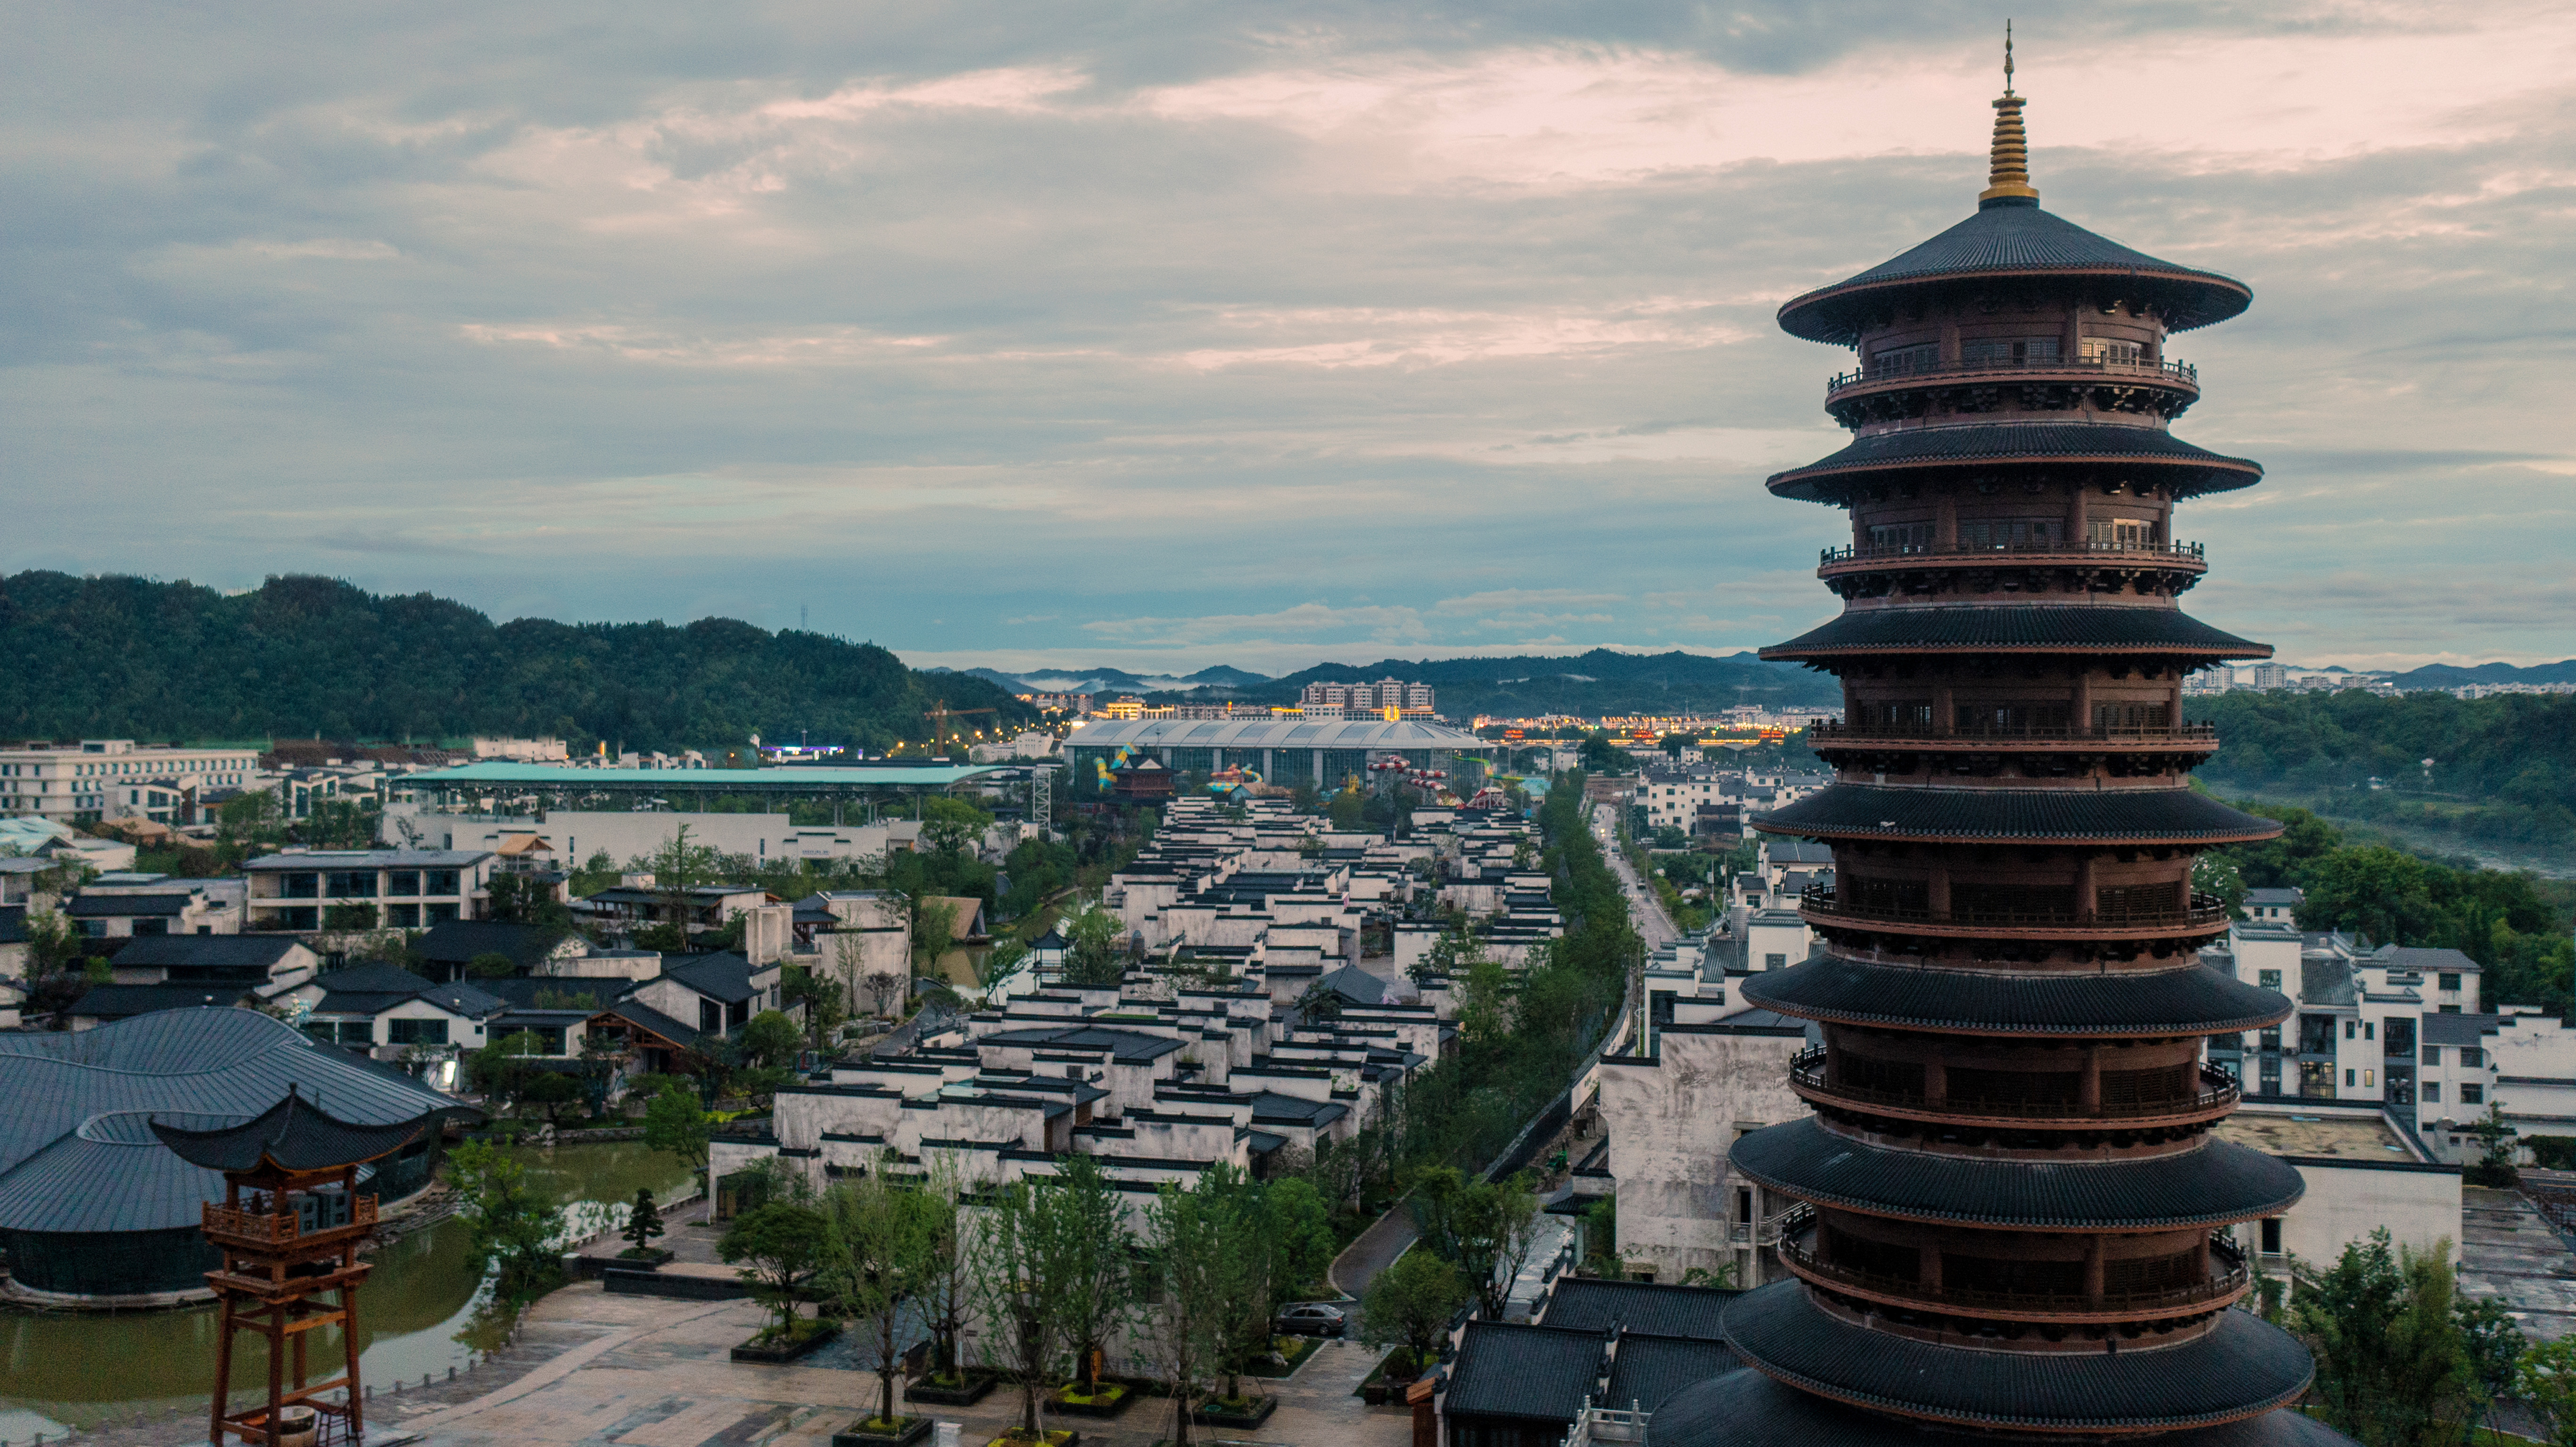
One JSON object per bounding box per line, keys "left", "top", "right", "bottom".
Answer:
{"left": 6, "top": 1, "right": 2571, "bottom": 674}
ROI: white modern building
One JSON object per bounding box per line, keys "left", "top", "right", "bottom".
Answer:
{"left": 0, "top": 740, "right": 262, "bottom": 823}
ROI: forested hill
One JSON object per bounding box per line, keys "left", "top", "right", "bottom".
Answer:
{"left": 0, "top": 572, "right": 1028, "bottom": 753}
{"left": 1149, "top": 648, "right": 1841, "bottom": 717}
{"left": 2188, "top": 691, "right": 2576, "bottom": 849}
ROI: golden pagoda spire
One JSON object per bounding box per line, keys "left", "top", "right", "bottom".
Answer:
{"left": 1979, "top": 20, "right": 2039, "bottom": 205}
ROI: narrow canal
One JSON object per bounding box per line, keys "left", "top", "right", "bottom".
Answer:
{"left": 0, "top": 1141, "right": 694, "bottom": 1440}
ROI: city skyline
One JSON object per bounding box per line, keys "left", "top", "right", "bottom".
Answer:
{"left": 7, "top": 3, "right": 2571, "bottom": 675}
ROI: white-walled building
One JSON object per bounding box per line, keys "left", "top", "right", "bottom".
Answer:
{"left": 0, "top": 740, "right": 261, "bottom": 823}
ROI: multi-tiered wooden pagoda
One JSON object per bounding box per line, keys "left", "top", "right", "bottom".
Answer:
{"left": 157, "top": 1091, "right": 426, "bottom": 1447}
{"left": 1647, "top": 43, "right": 2354, "bottom": 1447}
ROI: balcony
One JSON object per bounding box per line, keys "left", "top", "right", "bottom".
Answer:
{"left": 1787, "top": 1045, "right": 2239, "bottom": 1126}
{"left": 1806, "top": 719, "right": 2217, "bottom": 752}
{"left": 1777, "top": 1207, "right": 2249, "bottom": 1322}
{"left": 203, "top": 1194, "right": 378, "bottom": 1250}
{"left": 1797, "top": 885, "right": 2234, "bottom": 939}
{"left": 1818, "top": 539, "right": 2205, "bottom": 572}
{"left": 1827, "top": 354, "right": 2199, "bottom": 396}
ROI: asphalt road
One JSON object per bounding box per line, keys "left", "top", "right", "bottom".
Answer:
{"left": 1595, "top": 801, "right": 1680, "bottom": 951}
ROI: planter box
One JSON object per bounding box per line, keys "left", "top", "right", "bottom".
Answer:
{"left": 1192, "top": 1396, "right": 1277, "bottom": 1430}
{"left": 731, "top": 1324, "right": 842, "bottom": 1364}
{"left": 1242, "top": 1334, "right": 1321, "bottom": 1379}
{"left": 614, "top": 1248, "right": 675, "bottom": 1268}
{"left": 903, "top": 1370, "right": 999, "bottom": 1406}
{"left": 1047, "top": 1385, "right": 1132, "bottom": 1420}
{"left": 832, "top": 1417, "right": 933, "bottom": 1447}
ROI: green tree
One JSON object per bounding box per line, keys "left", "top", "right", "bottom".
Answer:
{"left": 1061, "top": 900, "right": 1125, "bottom": 987}
{"left": 2520, "top": 1334, "right": 2576, "bottom": 1447}
{"left": 486, "top": 871, "right": 573, "bottom": 930}
{"left": 1135, "top": 1176, "right": 1237, "bottom": 1447}
{"left": 968, "top": 1179, "right": 1061, "bottom": 1441}
{"left": 2457, "top": 1294, "right": 2526, "bottom": 1442}
{"left": 1264, "top": 1177, "right": 1336, "bottom": 1298}
{"left": 914, "top": 895, "right": 960, "bottom": 978}
{"left": 920, "top": 795, "right": 994, "bottom": 856}
{"left": 720, "top": 1201, "right": 832, "bottom": 1336}
{"left": 521, "top": 1070, "right": 581, "bottom": 1124}
{"left": 642, "top": 824, "right": 723, "bottom": 947}
{"left": 822, "top": 1175, "right": 938, "bottom": 1429}
{"left": 642, "top": 1077, "right": 712, "bottom": 1189}
{"left": 2467, "top": 1102, "right": 2521, "bottom": 1187}
{"left": 1415, "top": 922, "right": 1485, "bottom": 990}
{"left": 448, "top": 1139, "right": 566, "bottom": 1300}
{"left": 915, "top": 1163, "right": 971, "bottom": 1381}
{"left": 2291, "top": 1227, "right": 2472, "bottom": 1444}
{"left": 465, "top": 1029, "right": 555, "bottom": 1112}
{"left": 738, "top": 1009, "right": 803, "bottom": 1072}
{"left": 781, "top": 962, "right": 848, "bottom": 1053}
{"left": 1328, "top": 787, "right": 1366, "bottom": 832}
{"left": 1456, "top": 953, "right": 1513, "bottom": 1051}
{"left": 1359, "top": 1250, "right": 1468, "bottom": 1380}
{"left": 1034, "top": 1154, "right": 1132, "bottom": 1396}
{"left": 621, "top": 1187, "right": 666, "bottom": 1257}
{"left": 466, "top": 950, "right": 518, "bottom": 979}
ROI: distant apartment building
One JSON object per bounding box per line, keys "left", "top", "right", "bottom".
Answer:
{"left": 470, "top": 737, "right": 570, "bottom": 762}
{"left": 1017, "top": 692, "right": 1094, "bottom": 715}
{"left": 1298, "top": 678, "right": 1436, "bottom": 719}
{"left": 242, "top": 848, "right": 496, "bottom": 932}
{"left": 0, "top": 740, "right": 262, "bottom": 824}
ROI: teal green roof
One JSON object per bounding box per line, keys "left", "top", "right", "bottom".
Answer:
{"left": 408, "top": 762, "right": 1005, "bottom": 789}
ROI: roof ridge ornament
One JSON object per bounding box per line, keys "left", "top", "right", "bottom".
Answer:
{"left": 1980, "top": 21, "right": 2039, "bottom": 207}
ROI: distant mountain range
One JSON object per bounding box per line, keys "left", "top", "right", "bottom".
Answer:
{"left": 2384, "top": 659, "right": 2576, "bottom": 688}
{"left": 940, "top": 649, "right": 1843, "bottom": 717}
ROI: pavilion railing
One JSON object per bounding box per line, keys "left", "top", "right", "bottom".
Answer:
{"left": 1788, "top": 1045, "right": 2240, "bottom": 1120}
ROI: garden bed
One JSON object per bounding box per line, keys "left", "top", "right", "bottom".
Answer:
{"left": 903, "top": 1369, "right": 999, "bottom": 1406}
{"left": 730, "top": 1319, "right": 841, "bottom": 1364}
{"left": 612, "top": 1247, "right": 674, "bottom": 1268}
{"left": 1190, "top": 1395, "right": 1276, "bottom": 1429}
{"left": 1356, "top": 1348, "right": 1431, "bottom": 1403}
{"left": 831, "top": 1416, "right": 932, "bottom": 1447}
{"left": 979, "top": 1432, "right": 1075, "bottom": 1447}
{"left": 1240, "top": 1333, "right": 1321, "bottom": 1378}
{"left": 1047, "top": 1383, "right": 1132, "bottom": 1419}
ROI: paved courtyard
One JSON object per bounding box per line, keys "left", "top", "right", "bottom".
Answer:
{"left": 378, "top": 1283, "right": 1410, "bottom": 1447}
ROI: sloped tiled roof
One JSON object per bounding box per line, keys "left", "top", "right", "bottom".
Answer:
{"left": 1442, "top": 1321, "right": 1607, "bottom": 1423}
{"left": 1755, "top": 783, "right": 2279, "bottom": 845}
{"left": 1602, "top": 1332, "right": 1737, "bottom": 1414}
{"left": 1742, "top": 955, "right": 2289, "bottom": 1037}
{"left": 1731, "top": 1118, "right": 2304, "bottom": 1229}
{"left": 1542, "top": 1278, "right": 1734, "bottom": 1340}
{"left": 1768, "top": 422, "right": 2259, "bottom": 502}
{"left": 1650, "top": 1365, "right": 2351, "bottom": 1446}
{"left": 1762, "top": 605, "right": 2269, "bottom": 661}
{"left": 662, "top": 952, "right": 761, "bottom": 1005}
{"left": 151, "top": 1090, "right": 424, "bottom": 1171}
{"left": 107, "top": 936, "right": 305, "bottom": 970}
{"left": 416, "top": 920, "right": 569, "bottom": 969}
{"left": 71, "top": 984, "right": 255, "bottom": 1019}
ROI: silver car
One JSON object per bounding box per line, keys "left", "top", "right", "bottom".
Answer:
{"left": 1275, "top": 1302, "right": 1347, "bottom": 1337}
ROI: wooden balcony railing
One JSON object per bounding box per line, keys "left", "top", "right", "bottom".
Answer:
{"left": 1777, "top": 1206, "right": 2249, "bottom": 1316}
{"left": 1798, "top": 886, "right": 2233, "bottom": 934}
{"left": 1826, "top": 355, "right": 2198, "bottom": 393}
{"left": 1807, "top": 720, "right": 2217, "bottom": 746}
{"left": 1818, "top": 539, "right": 2205, "bottom": 566}
{"left": 1787, "top": 1045, "right": 2240, "bottom": 1122}
{"left": 202, "top": 1195, "right": 377, "bottom": 1246}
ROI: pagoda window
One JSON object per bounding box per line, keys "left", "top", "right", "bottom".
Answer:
{"left": 1961, "top": 336, "right": 2061, "bottom": 367}
{"left": 1940, "top": 1251, "right": 2082, "bottom": 1299}
{"left": 2093, "top": 701, "right": 2171, "bottom": 732}
{"left": 1951, "top": 882, "right": 2077, "bottom": 921}
{"left": 1858, "top": 699, "right": 1933, "bottom": 730}
{"left": 2098, "top": 1061, "right": 2196, "bottom": 1107}
{"left": 1868, "top": 342, "right": 1940, "bottom": 377}
{"left": 2086, "top": 518, "right": 2154, "bottom": 548}
{"left": 1823, "top": 1223, "right": 1920, "bottom": 1282}
{"left": 1868, "top": 521, "right": 1936, "bottom": 552}
{"left": 2103, "top": 1248, "right": 2200, "bottom": 1297}
{"left": 1956, "top": 702, "right": 2071, "bottom": 734}
{"left": 2095, "top": 882, "right": 2183, "bottom": 921}
{"left": 2082, "top": 337, "right": 2146, "bottom": 365}
{"left": 1948, "top": 1064, "right": 2081, "bottom": 1108}
{"left": 1957, "top": 517, "right": 2059, "bottom": 550}
{"left": 1848, "top": 876, "right": 1930, "bottom": 917}
{"left": 1836, "top": 1052, "right": 1926, "bottom": 1099}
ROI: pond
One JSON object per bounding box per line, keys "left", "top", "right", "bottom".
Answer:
{"left": 0, "top": 1141, "right": 694, "bottom": 1441}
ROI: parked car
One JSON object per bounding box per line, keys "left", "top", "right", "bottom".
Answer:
{"left": 1275, "top": 1302, "right": 1347, "bottom": 1337}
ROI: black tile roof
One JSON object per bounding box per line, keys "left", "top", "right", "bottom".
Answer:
{"left": 69, "top": 894, "right": 190, "bottom": 917}
{"left": 1442, "top": 1321, "right": 1607, "bottom": 1423}
{"left": 1603, "top": 1333, "right": 1737, "bottom": 1414}
{"left": 106, "top": 936, "right": 306, "bottom": 970}
{"left": 1730, "top": 1118, "right": 2305, "bottom": 1229}
{"left": 1644, "top": 1363, "right": 2351, "bottom": 1447}
{"left": 417, "top": 920, "right": 568, "bottom": 969}
{"left": 1741, "top": 955, "right": 2293, "bottom": 1037}
{"left": 601, "top": 999, "right": 702, "bottom": 1047}
{"left": 1776, "top": 202, "right": 2252, "bottom": 345}
{"left": 1542, "top": 1278, "right": 1735, "bottom": 1340}
{"left": 1721, "top": 1281, "right": 2312, "bottom": 1431}
{"left": 1768, "top": 422, "right": 2260, "bottom": 502}
{"left": 1761, "top": 604, "right": 2269, "bottom": 660}
{"left": 472, "top": 976, "right": 612, "bottom": 1011}
{"left": 1754, "top": 782, "right": 2279, "bottom": 845}
{"left": 662, "top": 952, "right": 761, "bottom": 1004}
{"left": 70, "top": 984, "right": 254, "bottom": 1019}
{"left": 2424, "top": 1013, "right": 2502, "bottom": 1046}
{"left": 151, "top": 1090, "right": 426, "bottom": 1171}
{"left": 978, "top": 1024, "right": 1186, "bottom": 1064}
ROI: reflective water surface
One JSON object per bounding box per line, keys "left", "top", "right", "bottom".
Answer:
{"left": 0, "top": 1142, "right": 693, "bottom": 1439}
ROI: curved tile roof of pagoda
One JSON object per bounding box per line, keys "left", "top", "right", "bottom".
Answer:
{"left": 1728, "top": 1119, "right": 2305, "bottom": 1229}
{"left": 1740, "top": 956, "right": 2294, "bottom": 1038}
{"left": 1760, "top": 604, "right": 2269, "bottom": 661}
{"left": 1644, "top": 1363, "right": 2356, "bottom": 1447}
{"left": 1722, "top": 1282, "right": 2311, "bottom": 1432}
{"left": 1753, "top": 783, "right": 2281, "bottom": 846}
{"left": 152, "top": 1090, "right": 425, "bottom": 1174}
{"left": 1776, "top": 203, "right": 2253, "bottom": 345}
{"left": 1767, "top": 421, "right": 2262, "bottom": 502}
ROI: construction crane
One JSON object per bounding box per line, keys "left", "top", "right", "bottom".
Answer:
{"left": 921, "top": 701, "right": 998, "bottom": 755}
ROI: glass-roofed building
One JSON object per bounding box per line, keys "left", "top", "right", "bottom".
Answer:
{"left": 1065, "top": 716, "right": 1486, "bottom": 791}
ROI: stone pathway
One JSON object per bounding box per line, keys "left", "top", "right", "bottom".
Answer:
{"left": 2458, "top": 1184, "right": 2576, "bottom": 1344}
{"left": 363, "top": 1284, "right": 1407, "bottom": 1447}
